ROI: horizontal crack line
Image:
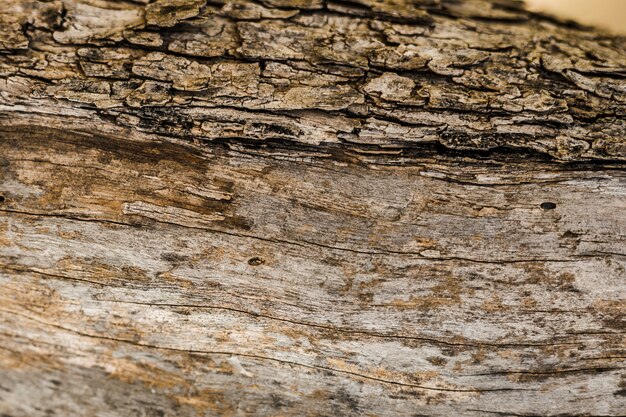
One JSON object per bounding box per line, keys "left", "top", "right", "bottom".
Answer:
{"left": 0, "top": 208, "right": 594, "bottom": 263}
{"left": 1, "top": 266, "right": 606, "bottom": 349}
{"left": 0, "top": 307, "right": 534, "bottom": 393}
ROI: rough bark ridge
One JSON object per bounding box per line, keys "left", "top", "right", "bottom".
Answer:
{"left": 0, "top": 0, "right": 625, "bottom": 416}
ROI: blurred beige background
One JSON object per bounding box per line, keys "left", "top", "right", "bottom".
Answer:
{"left": 526, "top": 0, "right": 626, "bottom": 34}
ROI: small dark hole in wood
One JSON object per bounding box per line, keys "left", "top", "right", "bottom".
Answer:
{"left": 0, "top": 195, "right": 5, "bottom": 203}
{"left": 540, "top": 202, "right": 557, "bottom": 210}
{"left": 248, "top": 257, "right": 264, "bottom": 266}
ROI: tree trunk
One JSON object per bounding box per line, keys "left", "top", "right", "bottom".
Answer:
{"left": 1, "top": 0, "right": 625, "bottom": 415}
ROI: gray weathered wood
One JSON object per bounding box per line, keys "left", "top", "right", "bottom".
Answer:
{"left": 0, "top": 0, "right": 625, "bottom": 416}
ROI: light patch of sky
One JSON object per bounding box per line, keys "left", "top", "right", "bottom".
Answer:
{"left": 525, "top": 0, "right": 626, "bottom": 34}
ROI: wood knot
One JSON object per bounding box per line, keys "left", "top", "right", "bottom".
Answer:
{"left": 247, "top": 257, "right": 264, "bottom": 266}
{"left": 540, "top": 202, "right": 557, "bottom": 210}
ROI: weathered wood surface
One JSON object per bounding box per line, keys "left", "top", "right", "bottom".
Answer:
{"left": 0, "top": 0, "right": 625, "bottom": 416}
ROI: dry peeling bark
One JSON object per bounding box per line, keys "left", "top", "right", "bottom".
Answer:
{"left": 0, "top": 0, "right": 625, "bottom": 416}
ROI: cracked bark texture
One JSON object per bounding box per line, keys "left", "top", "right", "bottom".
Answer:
{"left": 0, "top": 0, "right": 625, "bottom": 416}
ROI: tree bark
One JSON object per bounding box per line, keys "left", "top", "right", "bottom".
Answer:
{"left": 1, "top": 0, "right": 625, "bottom": 416}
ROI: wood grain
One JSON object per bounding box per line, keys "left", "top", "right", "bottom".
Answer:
{"left": 0, "top": 0, "right": 624, "bottom": 416}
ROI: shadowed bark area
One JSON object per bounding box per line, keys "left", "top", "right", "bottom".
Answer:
{"left": 0, "top": 1, "right": 625, "bottom": 416}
